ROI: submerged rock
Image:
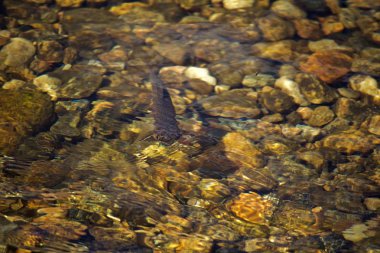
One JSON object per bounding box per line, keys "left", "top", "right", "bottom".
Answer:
{"left": 0, "top": 90, "right": 54, "bottom": 154}
{"left": 300, "top": 50, "right": 353, "bottom": 83}
{"left": 199, "top": 89, "right": 261, "bottom": 118}
{"left": 0, "top": 38, "right": 35, "bottom": 67}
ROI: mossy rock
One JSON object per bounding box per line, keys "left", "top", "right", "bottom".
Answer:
{"left": 0, "top": 89, "right": 54, "bottom": 155}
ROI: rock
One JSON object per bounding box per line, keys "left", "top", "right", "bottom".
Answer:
{"left": 257, "top": 15, "right": 295, "bottom": 41}
{"left": 33, "top": 64, "right": 105, "bottom": 100}
{"left": 37, "top": 40, "right": 64, "bottom": 63}
{"left": 222, "top": 132, "right": 265, "bottom": 169}
{"left": 308, "top": 39, "right": 351, "bottom": 52}
{"left": 178, "top": 0, "right": 210, "bottom": 10}
{"left": 243, "top": 73, "right": 275, "bottom": 88}
{"left": 349, "top": 75, "right": 380, "bottom": 104}
{"left": 199, "top": 89, "right": 261, "bottom": 118}
{"left": 270, "top": 0, "right": 306, "bottom": 20}
{"left": 2, "top": 79, "right": 25, "bottom": 90}
{"left": 223, "top": 0, "right": 254, "bottom": 10}
{"left": 251, "top": 40, "right": 297, "bottom": 62}
{"left": 320, "top": 131, "right": 378, "bottom": 154}
{"left": 0, "top": 30, "right": 11, "bottom": 47}
{"left": 0, "top": 38, "right": 35, "bottom": 67}
{"left": 337, "top": 88, "right": 360, "bottom": 99}
{"left": 194, "top": 38, "right": 242, "bottom": 62}
{"left": 364, "top": 198, "right": 380, "bottom": 211}
{"left": 295, "top": 73, "right": 338, "bottom": 104}
{"left": 348, "top": 0, "right": 380, "bottom": 8}
{"left": 339, "top": 8, "right": 359, "bottom": 29}
{"left": 184, "top": 67, "right": 217, "bottom": 86}
{"left": 0, "top": 90, "right": 54, "bottom": 154}
{"left": 368, "top": 115, "right": 380, "bottom": 136}
{"left": 293, "top": 19, "right": 323, "bottom": 40}
{"left": 226, "top": 192, "right": 275, "bottom": 225}
{"left": 56, "top": 0, "right": 84, "bottom": 7}
{"left": 209, "top": 63, "right": 243, "bottom": 88}
{"left": 259, "top": 86, "right": 295, "bottom": 113}
{"left": 300, "top": 50, "right": 353, "bottom": 83}
{"left": 153, "top": 42, "right": 188, "bottom": 65}
{"left": 334, "top": 97, "right": 365, "bottom": 121}
{"left": 97, "top": 46, "right": 128, "bottom": 71}
{"left": 351, "top": 57, "right": 380, "bottom": 77}
{"left": 320, "top": 15, "right": 345, "bottom": 35}
{"left": 306, "top": 106, "right": 335, "bottom": 127}
{"left": 109, "top": 2, "right": 149, "bottom": 15}
{"left": 275, "top": 76, "right": 309, "bottom": 106}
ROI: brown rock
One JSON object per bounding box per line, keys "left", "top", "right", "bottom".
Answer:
{"left": 270, "top": 0, "right": 306, "bottom": 20}
{"left": 320, "top": 131, "right": 378, "bottom": 154}
{"left": 300, "top": 50, "right": 353, "bottom": 83}
{"left": 368, "top": 115, "right": 380, "bottom": 136}
{"left": 364, "top": 198, "right": 380, "bottom": 211}
{"left": 153, "top": 42, "right": 189, "bottom": 65}
{"left": 56, "top": 0, "right": 84, "bottom": 7}
{"left": 259, "top": 86, "right": 295, "bottom": 113}
{"left": 257, "top": 15, "right": 295, "bottom": 41}
{"left": 37, "top": 40, "right": 64, "bottom": 63}
{"left": 295, "top": 73, "right": 338, "bottom": 104}
{"left": 320, "top": 15, "right": 345, "bottom": 35}
{"left": 199, "top": 89, "right": 261, "bottom": 118}
{"left": 334, "top": 97, "right": 366, "bottom": 121}
{"left": 306, "top": 106, "right": 335, "bottom": 127}
{"left": 251, "top": 40, "right": 297, "bottom": 62}
{"left": 223, "top": 132, "right": 265, "bottom": 169}
{"left": 293, "top": 19, "right": 323, "bottom": 40}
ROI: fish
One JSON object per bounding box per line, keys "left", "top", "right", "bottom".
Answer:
{"left": 150, "top": 71, "right": 181, "bottom": 143}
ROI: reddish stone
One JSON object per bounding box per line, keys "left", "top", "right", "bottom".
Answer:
{"left": 300, "top": 50, "right": 353, "bottom": 83}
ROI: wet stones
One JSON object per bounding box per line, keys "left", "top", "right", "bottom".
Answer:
{"left": 0, "top": 38, "right": 35, "bottom": 67}
{"left": 0, "top": 90, "right": 54, "bottom": 154}
{"left": 223, "top": 0, "right": 255, "bottom": 10}
{"left": 300, "top": 50, "right": 353, "bottom": 83}
{"left": 33, "top": 64, "right": 106, "bottom": 100}
{"left": 259, "top": 86, "right": 295, "bottom": 113}
{"left": 226, "top": 192, "right": 276, "bottom": 225}
{"left": 295, "top": 73, "right": 337, "bottom": 104}
{"left": 368, "top": 115, "right": 380, "bottom": 136}
{"left": 199, "top": 89, "right": 261, "bottom": 118}
{"left": 257, "top": 15, "right": 295, "bottom": 42}
{"left": 305, "top": 106, "right": 335, "bottom": 127}
{"left": 271, "top": 0, "right": 306, "bottom": 20}
{"left": 251, "top": 40, "right": 298, "bottom": 62}
{"left": 320, "top": 131, "right": 378, "bottom": 154}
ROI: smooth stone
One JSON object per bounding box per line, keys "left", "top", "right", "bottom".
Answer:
{"left": 275, "top": 76, "right": 309, "bottom": 106}
{"left": 257, "top": 14, "right": 295, "bottom": 41}
{"left": 368, "top": 115, "right": 380, "bottom": 136}
{"left": 306, "top": 106, "right": 335, "bottom": 127}
{"left": 259, "top": 86, "right": 295, "bottom": 113}
{"left": 199, "top": 89, "right": 261, "bottom": 118}
{"left": 153, "top": 42, "right": 189, "bottom": 65}
{"left": 243, "top": 73, "right": 275, "bottom": 88}
{"left": 271, "top": 0, "right": 306, "bottom": 19}
{"left": 185, "top": 67, "right": 217, "bottom": 86}
{"left": 295, "top": 73, "right": 338, "bottom": 104}
{"left": 320, "top": 15, "right": 344, "bottom": 35}
{"left": 364, "top": 198, "right": 380, "bottom": 211}
{"left": 223, "top": 0, "right": 255, "bottom": 10}
{"left": 2, "top": 79, "right": 25, "bottom": 90}
{"left": 293, "top": 19, "right": 323, "bottom": 40}
{"left": 56, "top": 0, "right": 84, "bottom": 7}
{"left": 0, "top": 38, "right": 35, "bottom": 67}
{"left": 251, "top": 40, "right": 298, "bottom": 62}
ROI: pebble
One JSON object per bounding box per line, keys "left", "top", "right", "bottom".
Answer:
{"left": 199, "top": 89, "right": 261, "bottom": 118}
{"left": 364, "top": 198, "right": 380, "bottom": 211}
{"left": 300, "top": 50, "right": 353, "bottom": 83}
{"left": 223, "top": 0, "right": 254, "bottom": 10}
{"left": 184, "top": 67, "right": 217, "bottom": 86}
{"left": 56, "top": 0, "right": 84, "bottom": 7}
{"left": 243, "top": 73, "right": 275, "bottom": 88}
{"left": 259, "top": 86, "right": 295, "bottom": 113}
{"left": 270, "top": 0, "right": 306, "bottom": 20}
{"left": 275, "top": 76, "right": 309, "bottom": 106}
{"left": 2, "top": 79, "right": 25, "bottom": 90}
{"left": 368, "top": 115, "right": 380, "bottom": 136}
{"left": 257, "top": 15, "right": 295, "bottom": 42}
{"left": 306, "top": 106, "right": 335, "bottom": 127}
{"left": 349, "top": 75, "right": 379, "bottom": 100}
{"left": 0, "top": 38, "right": 35, "bottom": 67}
{"left": 251, "top": 40, "right": 297, "bottom": 62}
{"left": 293, "top": 19, "right": 323, "bottom": 40}
{"left": 295, "top": 73, "right": 337, "bottom": 104}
